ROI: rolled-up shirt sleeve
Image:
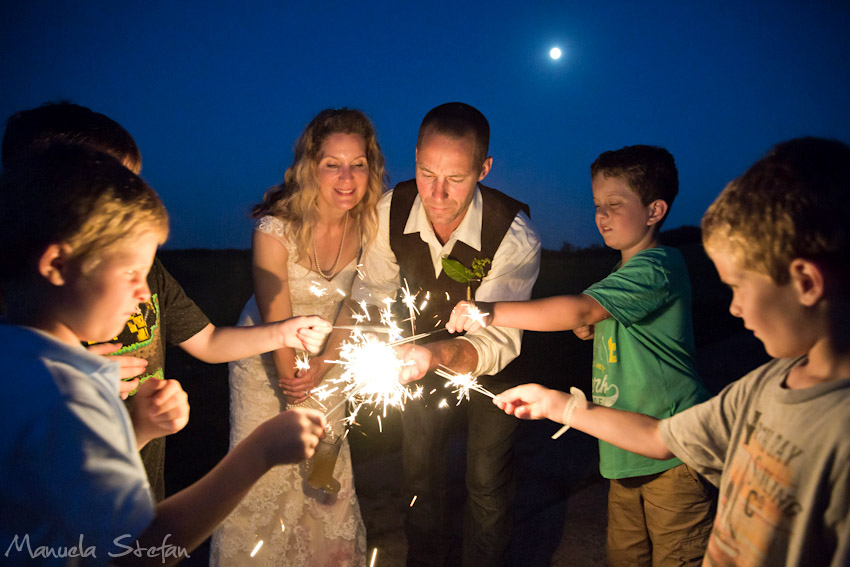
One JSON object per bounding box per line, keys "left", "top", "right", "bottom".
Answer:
{"left": 461, "top": 210, "right": 541, "bottom": 376}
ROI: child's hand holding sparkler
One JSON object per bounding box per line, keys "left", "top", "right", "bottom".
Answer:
{"left": 272, "top": 315, "right": 333, "bottom": 353}
{"left": 493, "top": 383, "right": 571, "bottom": 421}
{"left": 256, "top": 407, "right": 327, "bottom": 465}
{"left": 446, "top": 300, "right": 493, "bottom": 334}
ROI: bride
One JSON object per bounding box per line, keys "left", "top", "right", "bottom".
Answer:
{"left": 210, "top": 108, "right": 386, "bottom": 566}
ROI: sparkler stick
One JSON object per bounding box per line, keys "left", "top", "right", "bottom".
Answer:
{"left": 387, "top": 327, "right": 449, "bottom": 346}
{"left": 332, "top": 325, "right": 398, "bottom": 333}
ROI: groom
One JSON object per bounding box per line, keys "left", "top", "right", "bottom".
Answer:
{"left": 350, "top": 102, "right": 541, "bottom": 566}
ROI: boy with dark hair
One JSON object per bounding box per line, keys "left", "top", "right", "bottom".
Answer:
{"left": 491, "top": 137, "right": 850, "bottom": 566}
{"left": 1, "top": 101, "right": 334, "bottom": 502}
{"left": 450, "top": 145, "right": 714, "bottom": 566}
{"left": 2, "top": 101, "right": 142, "bottom": 172}
{"left": 0, "top": 144, "right": 331, "bottom": 565}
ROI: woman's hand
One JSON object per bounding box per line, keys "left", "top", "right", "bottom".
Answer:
{"left": 279, "top": 355, "right": 328, "bottom": 404}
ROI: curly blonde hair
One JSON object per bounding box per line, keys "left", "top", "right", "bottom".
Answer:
{"left": 253, "top": 108, "right": 387, "bottom": 260}
{"left": 702, "top": 137, "right": 849, "bottom": 288}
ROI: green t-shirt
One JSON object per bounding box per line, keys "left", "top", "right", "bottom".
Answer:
{"left": 583, "top": 246, "right": 709, "bottom": 479}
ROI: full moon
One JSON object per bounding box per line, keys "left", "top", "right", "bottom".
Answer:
{"left": 549, "top": 47, "right": 562, "bottom": 60}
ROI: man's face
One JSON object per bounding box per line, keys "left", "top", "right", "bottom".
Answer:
{"left": 415, "top": 129, "right": 491, "bottom": 240}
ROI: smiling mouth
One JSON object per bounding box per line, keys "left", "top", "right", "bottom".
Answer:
{"left": 335, "top": 188, "right": 355, "bottom": 195}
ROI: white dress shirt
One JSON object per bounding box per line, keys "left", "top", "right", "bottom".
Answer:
{"left": 352, "top": 185, "right": 542, "bottom": 376}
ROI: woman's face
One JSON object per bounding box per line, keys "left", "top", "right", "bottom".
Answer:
{"left": 315, "top": 133, "right": 369, "bottom": 214}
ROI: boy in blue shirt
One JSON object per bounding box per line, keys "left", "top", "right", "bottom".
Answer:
{"left": 449, "top": 145, "right": 714, "bottom": 566}
{"left": 0, "top": 144, "right": 330, "bottom": 565}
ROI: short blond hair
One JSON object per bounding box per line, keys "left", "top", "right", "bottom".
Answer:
{"left": 0, "top": 144, "right": 168, "bottom": 281}
{"left": 702, "top": 137, "right": 849, "bottom": 288}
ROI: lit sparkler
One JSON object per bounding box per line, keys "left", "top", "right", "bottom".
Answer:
{"left": 323, "top": 332, "right": 421, "bottom": 423}
{"left": 434, "top": 364, "right": 496, "bottom": 404}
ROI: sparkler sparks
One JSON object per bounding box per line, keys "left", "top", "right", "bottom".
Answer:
{"left": 324, "top": 332, "right": 420, "bottom": 422}
{"left": 434, "top": 365, "right": 496, "bottom": 404}
{"left": 309, "top": 282, "right": 327, "bottom": 297}
{"left": 400, "top": 279, "right": 419, "bottom": 335}
{"left": 464, "top": 304, "right": 489, "bottom": 328}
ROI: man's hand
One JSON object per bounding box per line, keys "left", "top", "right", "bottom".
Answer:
{"left": 573, "top": 325, "right": 595, "bottom": 341}
{"left": 130, "top": 378, "right": 190, "bottom": 449}
{"left": 257, "top": 407, "right": 327, "bottom": 466}
{"left": 274, "top": 315, "right": 332, "bottom": 354}
{"left": 86, "top": 342, "right": 148, "bottom": 399}
{"left": 493, "top": 383, "right": 569, "bottom": 422}
{"left": 394, "top": 344, "right": 434, "bottom": 384}
{"left": 446, "top": 300, "right": 494, "bottom": 334}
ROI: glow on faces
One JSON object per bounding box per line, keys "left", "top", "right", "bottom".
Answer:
{"left": 57, "top": 232, "right": 158, "bottom": 345}
{"left": 415, "top": 129, "right": 492, "bottom": 241}
{"left": 592, "top": 174, "right": 660, "bottom": 261}
{"left": 316, "top": 133, "right": 369, "bottom": 213}
{"left": 707, "top": 243, "right": 809, "bottom": 359}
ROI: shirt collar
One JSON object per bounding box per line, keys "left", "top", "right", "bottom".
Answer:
{"left": 404, "top": 184, "right": 483, "bottom": 252}
{"left": 0, "top": 324, "right": 118, "bottom": 377}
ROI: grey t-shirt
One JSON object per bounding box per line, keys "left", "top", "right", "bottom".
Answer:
{"left": 659, "top": 357, "right": 850, "bottom": 566}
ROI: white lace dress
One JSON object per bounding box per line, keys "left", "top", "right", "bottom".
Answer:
{"left": 210, "top": 216, "right": 367, "bottom": 567}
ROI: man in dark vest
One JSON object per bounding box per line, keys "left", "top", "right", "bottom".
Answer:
{"left": 349, "top": 102, "right": 541, "bottom": 566}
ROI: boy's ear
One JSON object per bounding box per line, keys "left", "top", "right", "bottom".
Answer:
{"left": 38, "top": 243, "right": 73, "bottom": 286}
{"left": 789, "top": 258, "right": 824, "bottom": 307}
{"left": 646, "top": 199, "right": 668, "bottom": 226}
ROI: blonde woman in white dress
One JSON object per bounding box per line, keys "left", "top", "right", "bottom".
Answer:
{"left": 210, "top": 108, "right": 386, "bottom": 567}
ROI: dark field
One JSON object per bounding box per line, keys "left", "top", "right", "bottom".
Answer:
{"left": 159, "top": 230, "right": 768, "bottom": 566}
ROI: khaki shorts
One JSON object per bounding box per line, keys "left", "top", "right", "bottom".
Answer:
{"left": 607, "top": 464, "right": 717, "bottom": 567}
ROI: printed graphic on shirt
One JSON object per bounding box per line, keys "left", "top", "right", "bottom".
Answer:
{"left": 705, "top": 410, "right": 803, "bottom": 566}
{"left": 97, "top": 294, "right": 165, "bottom": 395}
{"left": 593, "top": 337, "right": 619, "bottom": 407}
{"left": 122, "top": 298, "right": 156, "bottom": 344}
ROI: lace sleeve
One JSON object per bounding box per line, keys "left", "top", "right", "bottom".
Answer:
{"left": 256, "top": 215, "right": 291, "bottom": 249}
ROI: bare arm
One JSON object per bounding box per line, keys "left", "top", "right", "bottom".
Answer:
{"left": 116, "top": 407, "right": 326, "bottom": 566}
{"left": 449, "top": 294, "right": 610, "bottom": 334}
{"left": 177, "top": 317, "right": 331, "bottom": 365}
{"left": 495, "top": 384, "right": 673, "bottom": 460}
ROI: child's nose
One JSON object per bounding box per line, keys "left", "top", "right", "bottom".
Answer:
{"left": 137, "top": 281, "right": 151, "bottom": 304}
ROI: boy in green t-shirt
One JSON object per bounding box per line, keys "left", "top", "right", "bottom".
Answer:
{"left": 489, "top": 137, "right": 850, "bottom": 567}
{"left": 448, "top": 145, "right": 714, "bottom": 567}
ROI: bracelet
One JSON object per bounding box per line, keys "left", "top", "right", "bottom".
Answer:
{"left": 551, "top": 387, "right": 587, "bottom": 440}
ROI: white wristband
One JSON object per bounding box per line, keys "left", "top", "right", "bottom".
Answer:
{"left": 551, "top": 387, "right": 586, "bottom": 440}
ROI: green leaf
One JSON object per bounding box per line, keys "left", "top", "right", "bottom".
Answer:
{"left": 441, "top": 257, "right": 473, "bottom": 283}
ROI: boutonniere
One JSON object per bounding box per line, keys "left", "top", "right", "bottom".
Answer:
{"left": 441, "top": 257, "right": 492, "bottom": 300}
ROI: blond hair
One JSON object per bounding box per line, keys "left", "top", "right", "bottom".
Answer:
{"left": 0, "top": 144, "right": 168, "bottom": 281}
{"left": 254, "top": 108, "right": 387, "bottom": 260}
{"left": 702, "top": 137, "right": 849, "bottom": 288}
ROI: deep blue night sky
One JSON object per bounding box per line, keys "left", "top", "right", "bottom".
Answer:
{"left": 2, "top": 1, "right": 849, "bottom": 250}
